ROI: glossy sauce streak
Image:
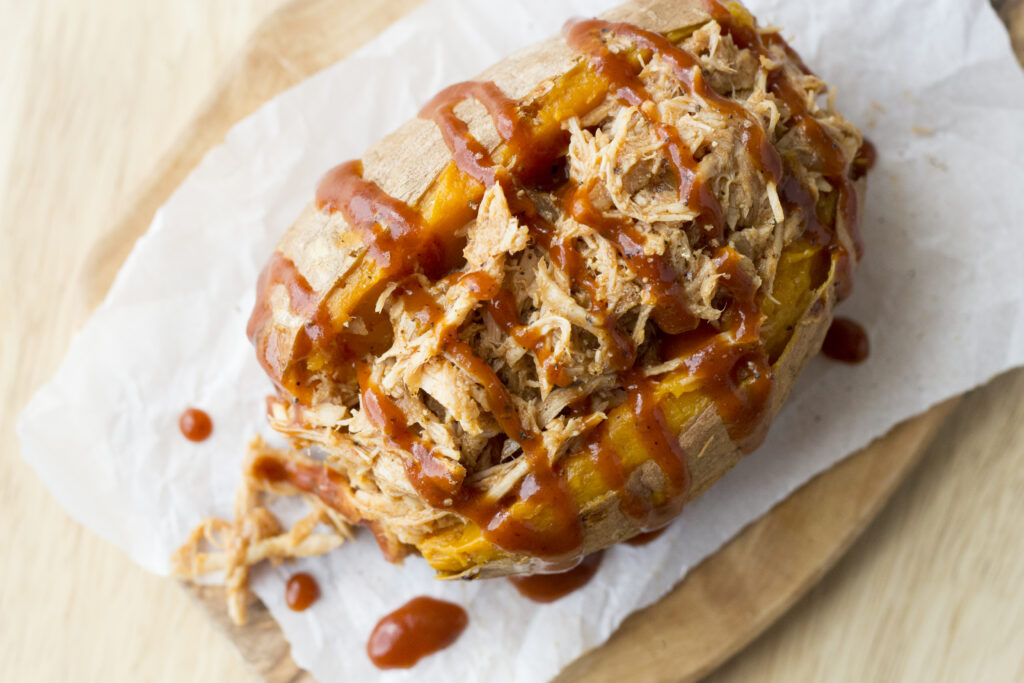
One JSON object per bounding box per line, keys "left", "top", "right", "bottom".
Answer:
{"left": 367, "top": 596, "right": 468, "bottom": 669}
{"left": 821, "top": 317, "right": 869, "bottom": 363}
{"left": 316, "top": 160, "right": 444, "bottom": 279}
{"left": 851, "top": 138, "right": 877, "bottom": 180}
{"left": 178, "top": 408, "right": 213, "bottom": 442}
{"left": 662, "top": 247, "right": 773, "bottom": 449}
{"left": 420, "top": 81, "right": 527, "bottom": 188}
{"left": 247, "top": 252, "right": 326, "bottom": 386}
{"left": 508, "top": 551, "right": 603, "bottom": 602}
{"left": 252, "top": 455, "right": 351, "bottom": 512}
{"left": 285, "top": 573, "right": 319, "bottom": 611}
{"left": 584, "top": 368, "right": 691, "bottom": 528}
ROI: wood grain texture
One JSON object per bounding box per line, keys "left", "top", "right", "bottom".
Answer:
{"left": 1, "top": 2, "right": 1021, "bottom": 683}
{"left": 0, "top": 3, "right": 280, "bottom": 682}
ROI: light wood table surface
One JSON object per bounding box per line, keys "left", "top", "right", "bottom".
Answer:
{"left": 2, "top": 1, "right": 1022, "bottom": 681}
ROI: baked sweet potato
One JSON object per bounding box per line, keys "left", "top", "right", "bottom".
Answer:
{"left": 184, "top": 0, "right": 866, "bottom": 591}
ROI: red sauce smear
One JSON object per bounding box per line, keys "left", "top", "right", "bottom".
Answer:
{"left": 367, "top": 597, "right": 468, "bottom": 669}
{"left": 661, "top": 247, "right": 772, "bottom": 449}
{"left": 285, "top": 572, "right": 319, "bottom": 611}
{"left": 508, "top": 551, "right": 604, "bottom": 603}
{"left": 821, "top": 317, "right": 869, "bottom": 363}
{"left": 178, "top": 408, "right": 212, "bottom": 442}
{"left": 625, "top": 526, "right": 668, "bottom": 546}
{"left": 583, "top": 368, "right": 691, "bottom": 528}
{"left": 315, "top": 160, "right": 445, "bottom": 280}
{"left": 420, "top": 81, "right": 528, "bottom": 188}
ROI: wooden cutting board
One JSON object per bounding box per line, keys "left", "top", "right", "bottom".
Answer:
{"left": 82, "top": 1, "right": 1023, "bottom": 681}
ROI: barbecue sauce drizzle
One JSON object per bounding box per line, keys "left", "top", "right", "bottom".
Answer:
{"left": 247, "top": 252, "right": 324, "bottom": 388}
{"left": 821, "top": 317, "right": 870, "bottom": 363}
{"left": 248, "top": 6, "right": 863, "bottom": 564}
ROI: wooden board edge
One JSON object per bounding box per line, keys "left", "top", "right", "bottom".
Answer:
{"left": 184, "top": 584, "right": 315, "bottom": 682}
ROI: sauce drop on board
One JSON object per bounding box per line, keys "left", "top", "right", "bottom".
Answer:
{"left": 178, "top": 408, "right": 212, "bottom": 442}
{"left": 285, "top": 573, "right": 320, "bottom": 611}
{"left": 508, "top": 552, "right": 604, "bottom": 603}
{"left": 821, "top": 317, "right": 870, "bottom": 363}
{"left": 367, "top": 597, "right": 468, "bottom": 669}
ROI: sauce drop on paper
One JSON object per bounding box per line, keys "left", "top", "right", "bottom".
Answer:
{"left": 285, "top": 573, "right": 319, "bottom": 611}
{"left": 178, "top": 408, "right": 212, "bottom": 442}
{"left": 367, "top": 597, "right": 468, "bottom": 669}
{"left": 822, "top": 317, "right": 870, "bottom": 363}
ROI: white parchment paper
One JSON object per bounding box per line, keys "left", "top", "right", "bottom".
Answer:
{"left": 18, "top": 0, "right": 1024, "bottom": 680}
